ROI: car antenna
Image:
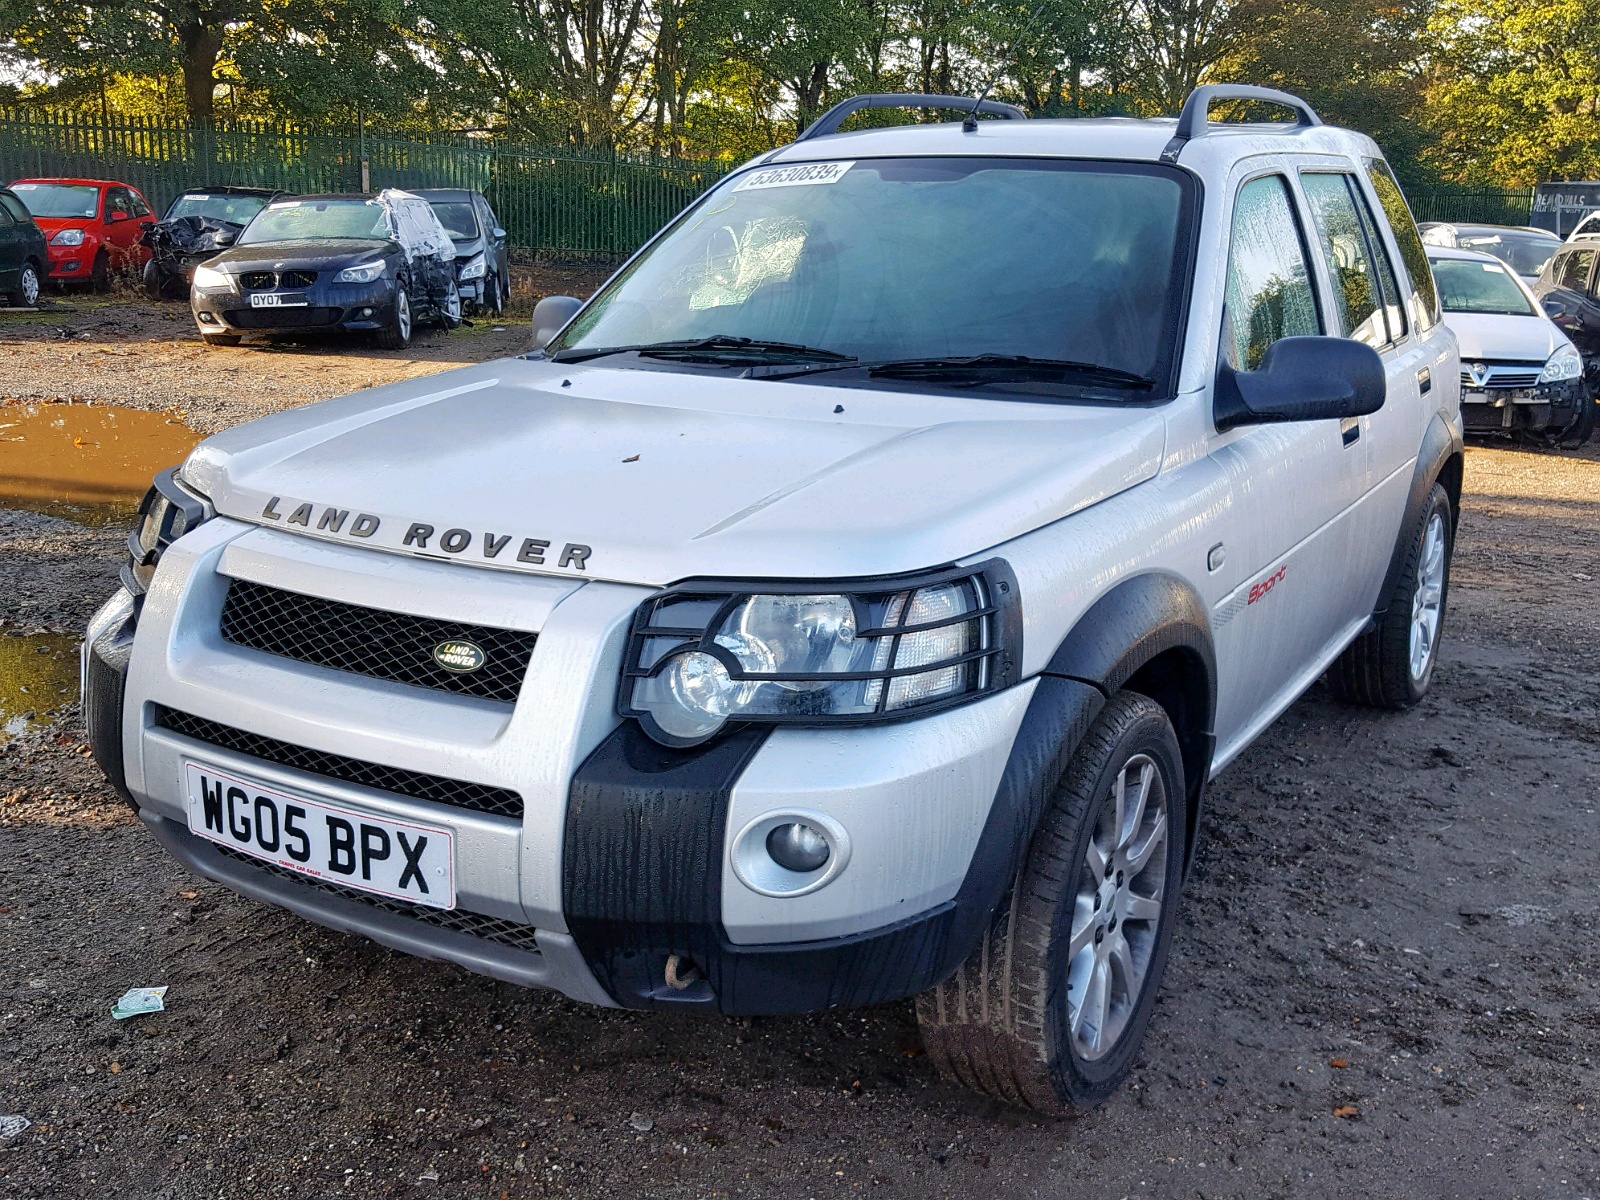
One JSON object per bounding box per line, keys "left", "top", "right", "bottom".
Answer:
{"left": 962, "top": 0, "right": 1048, "bottom": 132}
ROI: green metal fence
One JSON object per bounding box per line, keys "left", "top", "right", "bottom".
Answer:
{"left": 1404, "top": 187, "right": 1536, "bottom": 228}
{"left": 0, "top": 108, "right": 1542, "bottom": 256}
{"left": 0, "top": 109, "right": 732, "bottom": 261}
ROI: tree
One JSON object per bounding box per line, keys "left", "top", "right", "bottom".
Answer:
{"left": 1424, "top": 0, "right": 1600, "bottom": 183}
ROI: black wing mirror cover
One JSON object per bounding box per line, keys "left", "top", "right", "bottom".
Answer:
{"left": 1215, "top": 336, "right": 1385, "bottom": 431}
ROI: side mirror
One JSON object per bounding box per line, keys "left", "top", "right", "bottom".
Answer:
{"left": 214, "top": 230, "right": 237, "bottom": 247}
{"left": 108, "top": 210, "right": 129, "bottom": 223}
{"left": 1215, "top": 336, "right": 1385, "bottom": 431}
{"left": 492, "top": 227, "right": 506, "bottom": 240}
{"left": 531, "top": 295, "right": 582, "bottom": 350}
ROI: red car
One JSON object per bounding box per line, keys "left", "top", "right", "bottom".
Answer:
{"left": 8, "top": 177, "right": 155, "bottom": 288}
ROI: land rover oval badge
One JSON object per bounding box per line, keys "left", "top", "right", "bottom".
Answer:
{"left": 433, "top": 639, "right": 487, "bottom": 673}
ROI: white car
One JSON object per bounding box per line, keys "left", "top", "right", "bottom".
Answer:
{"left": 84, "top": 85, "right": 1463, "bottom": 1113}
{"left": 1428, "top": 245, "right": 1587, "bottom": 439}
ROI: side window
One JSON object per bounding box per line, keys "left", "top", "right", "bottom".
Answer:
{"left": 0, "top": 204, "right": 13, "bottom": 228}
{"left": 1365, "top": 159, "right": 1440, "bottom": 331}
{"left": 1558, "top": 249, "right": 1596, "bottom": 292}
{"left": 0, "top": 194, "right": 29, "bottom": 224}
{"left": 1352, "top": 186, "right": 1407, "bottom": 341}
{"left": 130, "top": 191, "right": 151, "bottom": 217}
{"left": 1300, "top": 172, "right": 1397, "bottom": 347}
{"left": 1223, "top": 175, "right": 1322, "bottom": 371}
{"left": 105, "top": 188, "right": 131, "bottom": 219}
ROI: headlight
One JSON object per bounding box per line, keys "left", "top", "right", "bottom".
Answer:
{"left": 335, "top": 261, "right": 385, "bottom": 284}
{"left": 1539, "top": 344, "right": 1584, "bottom": 383}
{"left": 619, "top": 563, "right": 1021, "bottom": 746}
{"left": 50, "top": 228, "right": 86, "bottom": 246}
{"left": 123, "top": 468, "right": 213, "bottom": 596}
{"left": 459, "top": 254, "right": 487, "bottom": 281}
{"left": 191, "top": 264, "right": 229, "bottom": 289}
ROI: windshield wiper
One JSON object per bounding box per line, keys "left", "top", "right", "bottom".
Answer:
{"left": 755, "top": 353, "right": 1154, "bottom": 390}
{"left": 551, "top": 335, "right": 855, "bottom": 365}
{"left": 864, "top": 354, "right": 1154, "bottom": 390}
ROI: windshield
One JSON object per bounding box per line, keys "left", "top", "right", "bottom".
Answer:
{"left": 238, "top": 198, "right": 390, "bottom": 245}
{"left": 10, "top": 182, "right": 98, "bottom": 219}
{"left": 554, "top": 158, "right": 1194, "bottom": 394}
{"left": 1431, "top": 257, "right": 1538, "bottom": 316}
{"left": 1456, "top": 231, "right": 1560, "bottom": 278}
{"left": 429, "top": 201, "right": 479, "bottom": 242}
{"left": 167, "top": 192, "right": 272, "bottom": 225}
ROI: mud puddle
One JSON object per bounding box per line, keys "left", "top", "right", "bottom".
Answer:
{"left": 0, "top": 401, "right": 201, "bottom": 526}
{"left": 0, "top": 627, "right": 79, "bottom": 743}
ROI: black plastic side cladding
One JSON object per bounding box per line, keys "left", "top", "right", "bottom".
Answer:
{"left": 1042, "top": 571, "right": 1216, "bottom": 870}
{"left": 563, "top": 677, "right": 1107, "bottom": 1016}
{"left": 562, "top": 723, "right": 768, "bottom": 1009}
{"left": 84, "top": 613, "right": 138, "bottom": 811}
{"left": 1373, "top": 412, "right": 1463, "bottom": 621}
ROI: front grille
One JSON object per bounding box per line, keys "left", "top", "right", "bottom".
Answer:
{"left": 1461, "top": 363, "right": 1542, "bottom": 390}
{"left": 211, "top": 842, "right": 541, "bottom": 953}
{"left": 280, "top": 269, "right": 317, "bottom": 289}
{"left": 224, "top": 307, "right": 341, "bottom": 329}
{"left": 220, "top": 578, "right": 535, "bottom": 703}
{"left": 239, "top": 270, "right": 275, "bottom": 290}
{"left": 157, "top": 707, "right": 524, "bottom": 820}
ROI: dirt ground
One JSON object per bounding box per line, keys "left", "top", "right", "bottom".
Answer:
{"left": 1, "top": 297, "right": 1598, "bottom": 1200}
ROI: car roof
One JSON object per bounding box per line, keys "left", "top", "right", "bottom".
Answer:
{"left": 1426, "top": 246, "right": 1517, "bottom": 265}
{"left": 756, "top": 114, "right": 1381, "bottom": 168}
{"left": 179, "top": 185, "right": 280, "bottom": 196}
{"left": 1442, "top": 223, "right": 1558, "bottom": 239}
{"left": 409, "top": 188, "right": 481, "bottom": 202}
{"left": 268, "top": 193, "right": 380, "bottom": 203}
{"left": 9, "top": 177, "right": 130, "bottom": 190}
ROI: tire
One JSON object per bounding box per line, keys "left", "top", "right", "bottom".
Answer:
{"left": 1556, "top": 388, "right": 1597, "bottom": 449}
{"left": 1326, "top": 482, "right": 1453, "bottom": 709}
{"left": 485, "top": 270, "right": 505, "bottom": 316}
{"left": 915, "top": 692, "right": 1187, "bottom": 1113}
{"left": 90, "top": 251, "right": 110, "bottom": 293}
{"left": 201, "top": 332, "right": 241, "bottom": 347}
{"left": 9, "top": 260, "right": 40, "bottom": 307}
{"left": 374, "top": 286, "right": 413, "bottom": 350}
{"left": 436, "top": 279, "right": 462, "bottom": 330}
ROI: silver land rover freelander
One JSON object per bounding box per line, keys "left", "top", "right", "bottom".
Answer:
{"left": 84, "top": 86, "right": 1463, "bottom": 1112}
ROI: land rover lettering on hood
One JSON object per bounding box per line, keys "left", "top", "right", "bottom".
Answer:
{"left": 85, "top": 86, "right": 1465, "bottom": 1116}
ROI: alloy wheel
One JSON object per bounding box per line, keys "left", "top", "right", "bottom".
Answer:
{"left": 1409, "top": 511, "right": 1446, "bottom": 681}
{"left": 1066, "top": 753, "right": 1170, "bottom": 1061}
{"left": 20, "top": 264, "right": 39, "bottom": 307}
{"left": 396, "top": 290, "right": 412, "bottom": 340}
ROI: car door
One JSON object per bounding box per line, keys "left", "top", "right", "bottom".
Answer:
{"left": 1207, "top": 164, "right": 1371, "bottom": 752}
{"left": 128, "top": 187, "right": 156, "bottom": 267}
{"left": 477, "top": 195, "right": 507, "bottom": 280}
{"left": 1297, "top": 168, "right": 1432, "bottom": 617}
{"left": 0, "top": 202, "right": 20, "bottom": 296}
{"left": 102, "top": 187, "right": 137, "bottom": 269}
{"left": 1540, "top": 247, "right": 1600, "bottom": 359}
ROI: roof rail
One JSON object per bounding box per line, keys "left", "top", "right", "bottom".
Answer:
{"left": 797, "top": 93, "right": 1028, "bottom": 143}
{"left": 1160, "top": 84, "right": 1322, "bottom": 163}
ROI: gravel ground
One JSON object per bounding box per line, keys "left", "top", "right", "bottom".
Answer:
{"left": 1, "top": 305, "right": 1597, "bottom": 1199}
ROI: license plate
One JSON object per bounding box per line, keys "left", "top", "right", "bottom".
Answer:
{"left": 1463, "top": 389, "right": 1490, "bottom": 404}
{"left": 183, "top": 762, "right": 455, "bottom": 909}
{"left": 249, "top": 293, "right": 308, "bottom": 308}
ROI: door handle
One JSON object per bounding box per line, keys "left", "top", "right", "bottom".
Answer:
{"left": 1417, "top": 367, "right": 1432, "bottom": 394}
{"left": 1340, "top": 416, "right": 1360, "bottom": 446}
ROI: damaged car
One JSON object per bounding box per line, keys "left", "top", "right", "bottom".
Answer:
{"left": 141, "top": 186, "right": 280, "bottom": 299}
{"left": 412, "top": 188, "right": 510, "bottom": 316}
{"left": 1431, "top": 246, "right": 1594, "bottom": 444}
{"left": 189, "top": 190, "right": 462, "bottom": 349}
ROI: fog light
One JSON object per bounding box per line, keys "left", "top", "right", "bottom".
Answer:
{"left": 197, "top": 312, "right": 218, "bottom": 325}
{"left": 63, "top": 260, "right": 80, "bottom": 272}
{"left": 766, "top": 822, "right": 830, "bottom": 873}
{"left": 356, "top": 307, "right": 373, "bottom": 317}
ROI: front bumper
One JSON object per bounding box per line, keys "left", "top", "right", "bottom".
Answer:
{"left": 46, "top": 241, "right": 95, "bottom": 279}
{"left": 191, "top": 278, "right": 396, "bottom": 334}
{"left": 1462, "top": 380, "right": 1588, "bottom": 433}
{"left": 88, "top": 520, "right": 1041, "bottom": 1015}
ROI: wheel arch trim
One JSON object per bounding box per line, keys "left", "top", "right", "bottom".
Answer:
{"left": 1375, "top": 413, "right": 1463, "bottom": 621}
